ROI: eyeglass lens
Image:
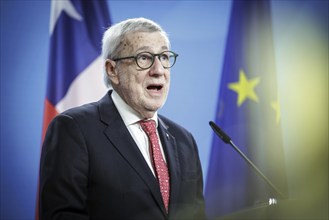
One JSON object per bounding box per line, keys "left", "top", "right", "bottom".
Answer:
{"left": 136, "top": 51, "right": 176, "bottom": 69}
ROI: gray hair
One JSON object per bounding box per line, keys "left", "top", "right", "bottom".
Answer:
{"left": 102, "top": 17, "right": 170, "bottom": 88}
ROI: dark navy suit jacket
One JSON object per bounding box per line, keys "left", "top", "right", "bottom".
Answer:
{"left": 39, "top": 91, "right": 206, "bottom": 220}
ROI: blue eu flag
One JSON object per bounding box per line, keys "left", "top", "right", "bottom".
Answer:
{"left": 205, "top": 0, "right": 288, "bottom": 218}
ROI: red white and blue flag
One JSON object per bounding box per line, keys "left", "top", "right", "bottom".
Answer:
{"left": 37, "top": 1, "right": 111, "bottom": 219}
{"left": 42, "top": 0, "right": 111, "bottom": 140}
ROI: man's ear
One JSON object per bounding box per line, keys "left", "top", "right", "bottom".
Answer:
{"left": 105, "top": 59, "right": 119, "bottom": 85}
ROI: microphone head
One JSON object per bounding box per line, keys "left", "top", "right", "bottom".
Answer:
{"left": 209, "top": 121, "right": 231, "bottom": 144}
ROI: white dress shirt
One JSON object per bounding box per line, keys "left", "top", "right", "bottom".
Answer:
{"left": 111, "top": 90, "right": 167, "bottom": 176}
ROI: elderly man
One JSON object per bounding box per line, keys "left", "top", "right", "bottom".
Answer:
{"left": 39, "top": 17, "right": 206, "bottom": 220}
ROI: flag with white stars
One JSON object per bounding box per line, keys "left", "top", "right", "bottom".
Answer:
{"left": 205, "top": 0, "right": 288, "bottom": 218}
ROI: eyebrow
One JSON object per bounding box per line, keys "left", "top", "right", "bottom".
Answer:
{"left": 136, "top": 46, "right": 169, "bottom": 53}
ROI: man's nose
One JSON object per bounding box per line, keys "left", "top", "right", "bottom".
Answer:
{"left": 149, "top": 56, "right": 165, "bottom": 75}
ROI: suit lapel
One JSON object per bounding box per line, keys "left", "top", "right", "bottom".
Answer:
{"left": 158, "top": 117, "right": 181, "bottom": 214}
{"left": 98, "top": 91, "right": 167, "bottom": 217}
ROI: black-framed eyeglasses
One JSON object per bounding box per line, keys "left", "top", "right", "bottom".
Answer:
{"left": 112, "top": 51, "right": 179, "bottom": 70}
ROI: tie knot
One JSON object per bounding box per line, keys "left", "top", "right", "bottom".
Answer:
{"left": 140, "top": 120, "right": 156, "bottom": 135}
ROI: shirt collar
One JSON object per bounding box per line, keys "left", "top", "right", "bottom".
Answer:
{"left": 111, "top": 90, "right": 158, "bottom": 127}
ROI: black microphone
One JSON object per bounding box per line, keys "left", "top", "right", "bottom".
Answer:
{"left": 209, "top": 121, "right": 286, "bottom": 200}
{"left": 209, "top": 121, "right": 231, "bottom": 144}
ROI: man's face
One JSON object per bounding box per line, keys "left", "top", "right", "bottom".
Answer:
{"left": 110, "top": 31, "right": 171, "bottom": 118}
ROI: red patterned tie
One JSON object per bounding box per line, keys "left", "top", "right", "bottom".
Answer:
{"left": 140, "top": 120, "right": 170, "bottom": 213}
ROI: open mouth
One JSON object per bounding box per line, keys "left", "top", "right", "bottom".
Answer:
{"left": 147, "top": 84, "right": 163, "bottom": 91}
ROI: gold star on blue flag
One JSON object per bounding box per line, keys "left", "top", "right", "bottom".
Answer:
{"left": 228, "top": 69, "right": 260, "bottom": 106}
{"left": 205, "top": 0, "right": 288, "bottom": 218}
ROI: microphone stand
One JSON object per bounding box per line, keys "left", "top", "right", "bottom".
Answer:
{"left": 209, "top": 121, "right": 287, "bottom": 200}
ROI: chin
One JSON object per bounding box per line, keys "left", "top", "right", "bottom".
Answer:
{"left": 145, "top": 102, "right": 164, "bottom": 112}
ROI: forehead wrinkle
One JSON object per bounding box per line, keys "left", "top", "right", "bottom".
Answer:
{"left": 136, "top": 45, "right": 169, "bottom": 54}
{"left": 123, "top": 32, "right": 169, "bottom": 55}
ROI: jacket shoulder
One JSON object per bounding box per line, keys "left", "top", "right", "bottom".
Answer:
{"left": 62, "top": 102, "right": 99, "bottom": 118}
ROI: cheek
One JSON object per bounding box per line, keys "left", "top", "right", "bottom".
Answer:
{"left": 130, "top": 73, "right": 147, "bottom": 91}
{"left": 120, "top": 72, "right": 143, "bottom": 92}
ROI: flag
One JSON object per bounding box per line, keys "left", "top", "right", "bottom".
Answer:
{"left": 37, "top": 0, "right": 111, "bottom": 219}
{"left": 42, "top": 0, "right": 111, "bottom": 139}
{"left": 205, "top": 0, "right": 288, "bottom": 218}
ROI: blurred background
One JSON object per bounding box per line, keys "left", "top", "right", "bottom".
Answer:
{"left": 1, "top": 0, "right": 327, "bottom": 219}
